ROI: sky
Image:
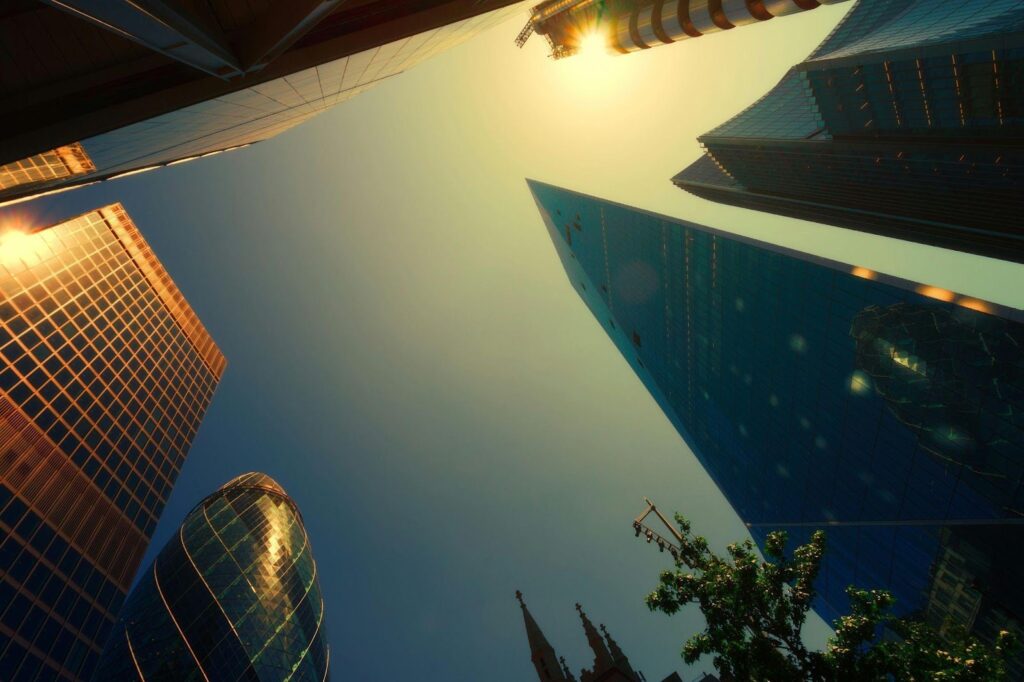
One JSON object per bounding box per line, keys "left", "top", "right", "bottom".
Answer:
{"left": 6, "top": 2, "right": 1024, "bottom": 680}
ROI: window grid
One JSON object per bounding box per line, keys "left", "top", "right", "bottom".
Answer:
{"left": 0, "top": 144, "right": 95, "bottom": 193}
{"left": 532, "top": 182, "right": 1024, "bottom": 671}
{"left": 0, "top": 205, "right": 224, "bottom": 681}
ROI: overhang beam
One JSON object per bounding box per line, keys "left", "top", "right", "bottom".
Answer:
{"left": 237, "top": 0, "right": 348, "bottom": 73}
{"left": 39, "top": 0, "right": 243, "bottom": 79}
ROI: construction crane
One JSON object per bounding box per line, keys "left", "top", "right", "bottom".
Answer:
{"left": 514, "top": 17, "right": 536, "bottom": 48}
{"left": 632, "top": 497, "right": 683, "bottom": 559}
{"left": 513, "top": 0, "right": 601, "bottom": 57}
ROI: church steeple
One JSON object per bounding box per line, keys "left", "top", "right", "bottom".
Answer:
{"left": 600, "top": 623, "right": 638, "bottom": 677}
{"left": 560, "top": 656, "right": 575, "bottom": 679}
{"left": 576, "top": 603, "right": 615, "bottom": 680}
{"left": 515, "top": 597, "right": 665, "bottom": 682}
{"left": 518, "top": 591, "right": 576, "bottom": 682}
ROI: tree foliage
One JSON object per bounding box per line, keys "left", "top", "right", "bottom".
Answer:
{"left": 645, "top": 514, "right": 1016, "bottom": 681}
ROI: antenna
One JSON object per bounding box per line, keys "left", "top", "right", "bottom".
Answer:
{"left": 632, "top": 497, "right": 683, "bottom": 559}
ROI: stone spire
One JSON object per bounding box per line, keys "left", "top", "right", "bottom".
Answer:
{"left": 518, "top": 591, "right": 574, "bottom": 681}
{"left": 600, "top": 623, "right": 638, "bottom": 677}
{"left": 560, "top": 656, "right": 575, "bottom": 680}
{"left": 576, "top": 603, "right": 615, "bottom": 678}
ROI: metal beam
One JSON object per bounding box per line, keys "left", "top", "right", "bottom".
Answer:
{"left": 4, "top": 0, "right": 522, "bottom": 164}
{"left": 237, "top": 0, "right": 347, "bottom": 73}
{"left": 40, "top": 0, "right": 242, "bottom": 79}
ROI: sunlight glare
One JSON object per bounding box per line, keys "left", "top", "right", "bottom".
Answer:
{"left": 957, "top": 297, "right": 992, "bottom": 314}
{"left": 915, "top": 285, "right": 955, "bottom": 302}
{"left": 851, "top": 266, "right": 876, "bottom": 280}
{"left": 1, "top": 226, "right": 43, "bottom": 270}
{"left": 557, "top": 28, "right": 626, "bottom": 99}
{"left": 576, "top": 30, "right": 609, "bottom": 60}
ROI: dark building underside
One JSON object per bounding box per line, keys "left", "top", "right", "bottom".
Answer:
{"left": 675, "top": 152, "right": 1024, "bottom": 263}
{"left": 0, "top": 0, "right": 521, "bottom": 168}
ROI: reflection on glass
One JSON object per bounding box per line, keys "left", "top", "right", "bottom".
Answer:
{"left": 0, "top": 205, "right": 225, "bottom": 680}
{"left": 852, "top": 303, "right": 1024, "bottom": 501}
{"left": 94, "top": 473, "right": 331, "bottom": 681}
{"left": 530, "top": 180, "right": 1024, "bottom": 661}
{"left": 0, "top": 143, "right": 95, "bottom": 192}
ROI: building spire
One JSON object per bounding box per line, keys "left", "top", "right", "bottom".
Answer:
{"left": 518, "top": 591, "right": 574, "bottom": 681}
{"left": 600, "top": 623, "right": 638, "bottom": 677}
{"left": 576, "top": 603, "right": 614, "bottom": 677}
{"left": 560, "top": 656, "right": 575, "bottom": 680}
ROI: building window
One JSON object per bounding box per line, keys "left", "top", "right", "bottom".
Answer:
{"left": 0, "top": 144, "right": 96, "bottom": 194}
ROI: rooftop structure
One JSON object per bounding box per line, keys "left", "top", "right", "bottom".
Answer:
{"left": 515, "top": 0, "right": 849, "bottom": 59}
{"left": 674, "top": 0, "right": 1024, "bottom": 262}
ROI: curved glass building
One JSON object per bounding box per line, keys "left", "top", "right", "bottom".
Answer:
{"left": 93, "top": 472, "right": 330, "bottom": 681}
{"left": 675, "top": 0, "right": 1024, "bottom": 262}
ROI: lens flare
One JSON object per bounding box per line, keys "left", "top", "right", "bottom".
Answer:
{"left": 552, "top": 26, "right": 627, "bottom": 99}
{"left": 576, "top": 30, "right": 609, "bottom": 59}
{"left": 848, "top": 370, "right": 872, "bottom": 396}
{"left": 1, "top": 227, "right": 42, "bottom": 269}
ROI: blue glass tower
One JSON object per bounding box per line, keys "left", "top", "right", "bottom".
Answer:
{"left": 674, "top": 0, "right": 1024, "bottom": 262}
{"left": 93, "top": 472, "right": 330, "bottom": 681}
{"left": 529, "top": 180, "right": 1024, "bottom": 672}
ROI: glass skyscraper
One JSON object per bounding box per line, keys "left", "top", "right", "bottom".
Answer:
{"left": 0, "top": 205, "right": 225, "bottom": 680}
{"left": 0, "top": 0, "right": 525, "bottom": 208}
{"left": 517, "top": 0, "right": 849, "bottom": 59}
{"left": 673, "top": 0, "right": 1024, "bottom": 263}
{"left": 529, "top": 180, "right": 1024, "bottom": 672}
{"left": 520, "top": 0, "right": 847, "bottom": 57}
{"left": 94, "top": 472, "right": 330, "bottom": 681}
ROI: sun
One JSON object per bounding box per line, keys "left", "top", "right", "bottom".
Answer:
{"left": 553, "top": 26, "right": 627, "bottom": 99}
{"left": 0, "top": 207, "right": 46, "bottom": 270}
{"left": 576, "top": 30, "right": 609, "bottom": 60}
{"left": 1, "top": 228, "right": 40, "bottom": 269}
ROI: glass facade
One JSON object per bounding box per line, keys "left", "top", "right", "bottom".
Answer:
{"left": 0, "top": 205, "right": 225, "bottom": 680}
{"left": 0, "top": 4, "right": 524, "bottom": 208}
{"left": 529, "top": 180, "right": 1024, "bottom": 668}
{"left": 674, "top": 0, "right": 1024, "bottom": 263}
{"left": 94, "top": 472, "right": 330, "bottom": 682}
{"left": 807, "top": 0, "right": 1024, "bottom": 64}
{"left": 0, "top": 145, "right": 95, "bottom": 195}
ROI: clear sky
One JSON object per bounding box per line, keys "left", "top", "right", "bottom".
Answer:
{"left": 6, "top": 3, "right": 1024, "bottom": 680}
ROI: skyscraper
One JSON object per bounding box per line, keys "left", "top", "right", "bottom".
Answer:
{"left": 529, "top": 180, "right": 1024, "bottom": 659}
{"left": 673, "top": 0, "right": 1024, "bottom": 262}
{"left": 0, "top": 0, "right": 526, "bottom": 207}
{"left": 515, "top": 0, "right": 849, "bottom": 59}
{"left": 516, "top": 592, "right": 679, "bottom": 681}
{"left": 94, "top": 472, "right": 330, "bottom": 681}
{"left": 0, "top": 205, "right": 225, "bottom": 680}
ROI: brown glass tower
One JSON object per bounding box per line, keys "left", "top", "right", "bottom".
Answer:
{"left": 0, "top": 205, "right": 225, "bottom": 680}
{"left": 0, "top": 0, "right": 525, "bottom": 208}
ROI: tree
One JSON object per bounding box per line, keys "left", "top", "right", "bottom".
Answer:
{"left": 644, "top": 514, "right": 1017, "bottom": 681}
